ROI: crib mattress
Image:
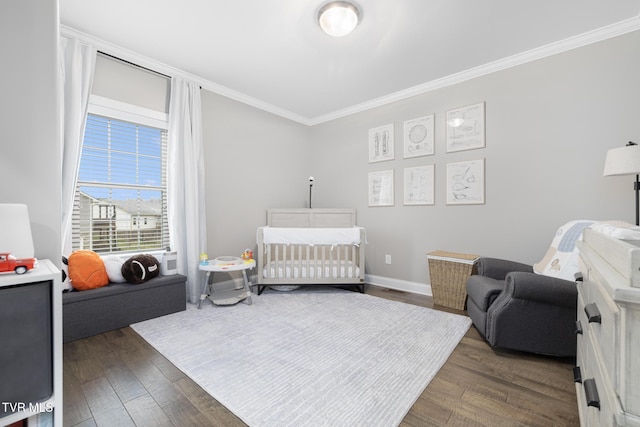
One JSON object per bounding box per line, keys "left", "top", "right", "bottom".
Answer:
{"left": 263, "top": 260, "right": 360, "bottom": 279}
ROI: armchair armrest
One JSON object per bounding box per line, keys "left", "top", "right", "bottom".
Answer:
{"left": 504, "top": 271, "right": 577, "bottom": 308}
{"left": 476, "top": 257, "right": 533, "bottom": 280}
{"left": 485, "top": 270, "right": 579, "bottom": 356}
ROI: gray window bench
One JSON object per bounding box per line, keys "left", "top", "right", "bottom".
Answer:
{"left": 63, "top": 274, "right": 187, "bottom": 343}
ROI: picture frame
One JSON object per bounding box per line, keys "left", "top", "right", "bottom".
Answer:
{"left": 446, "top": 102, "right": 485, "bottom": 153}
{"left": 403, "top": 165, "right": 434, "bottom": 205}
{"left": 368, "top": 169, "right": 394, "bottom": 206}
{"left": 446, "top": 159, "right": 485, "bottom": 205}
{"left": 403, "top": 114, "right": 434, "bottom": 158}
{"left": 368, "top": 124, "right": 394, "bottom": 163}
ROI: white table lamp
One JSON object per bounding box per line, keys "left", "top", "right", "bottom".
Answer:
{"left": 0, "top": 204, "right": 35, "bottom": 258}
{"left": 604, "top": 142, "right": 640, "bottom": 225}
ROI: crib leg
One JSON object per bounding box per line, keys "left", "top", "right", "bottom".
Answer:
{"left": 257, "top": 285, "right": 266, "bottom": 295}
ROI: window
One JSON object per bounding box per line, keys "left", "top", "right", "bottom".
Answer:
{"left": 72, "top": 107, "right": 169, "bottom": 254}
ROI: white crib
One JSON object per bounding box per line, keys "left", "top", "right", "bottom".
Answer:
{"left": 256, "top": 209, "right": 366, "bottom": 294}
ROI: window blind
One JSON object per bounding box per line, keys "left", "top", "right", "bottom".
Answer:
{"left": 72, "top": 114, "right": 169, "bottom": 254}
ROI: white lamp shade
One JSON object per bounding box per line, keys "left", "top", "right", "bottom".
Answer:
{"left": 0, "top": 204, "right": 35, "bottom": 258}
{"left": 603, "top": 145, "right": 640, "bottom": 176}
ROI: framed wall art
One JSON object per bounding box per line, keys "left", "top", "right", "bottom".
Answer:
{"left": 446, "top": 102, "right": 485, "bottom": 153}
{"left": 368, "top": 124, "right": 394, "bottom": 163}
{"left": 403, "top": 114, "right": 434, "bottom": 158}
{"left": 368, "top": 169, "right": 394, "bottom": 206}
{"left": 403, "top": 165, "right": 434, "bottom": 205}
{"left": 446, "top": 159, "right": 485, "bottom": 205}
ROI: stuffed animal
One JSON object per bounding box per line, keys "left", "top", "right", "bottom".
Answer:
{"left": 68, "top": 250, "right": 110, "bottom": 291}
{"left": 122, "top": 254, "right": 160, "bottom": 284}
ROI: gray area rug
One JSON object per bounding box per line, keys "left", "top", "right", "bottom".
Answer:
{"left": 131, "top": 287, "right": 471, "bottom": 426}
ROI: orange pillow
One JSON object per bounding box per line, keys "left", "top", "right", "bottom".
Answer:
{"left": 68, "top": 250, "right": 110, "bottom": 291}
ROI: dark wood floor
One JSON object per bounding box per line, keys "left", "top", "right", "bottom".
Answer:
{"left": 63, "top": 286, "right": 579, "bottom": 426}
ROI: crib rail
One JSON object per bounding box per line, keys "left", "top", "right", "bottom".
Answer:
{"left": 256, "top": 227, "right": 366, "bottom": 286}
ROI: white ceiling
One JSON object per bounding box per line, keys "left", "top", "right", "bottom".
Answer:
{"left": 59, "top": 0, "right": 640, "bottom": 125}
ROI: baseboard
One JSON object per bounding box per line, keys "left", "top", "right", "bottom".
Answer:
{"left": 365, "top": 274, "right": 432, "bottom": 296}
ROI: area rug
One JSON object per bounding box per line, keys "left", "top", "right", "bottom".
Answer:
{"left": 131, "top": 287, "right": 471, "bottom": 426}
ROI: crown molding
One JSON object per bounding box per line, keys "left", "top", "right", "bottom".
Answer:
{"left": 62, "top": 15, "right": 640, "bottom": 127}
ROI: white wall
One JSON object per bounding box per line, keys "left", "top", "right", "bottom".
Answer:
{"left": 309, "top": 30, "right": 640, "bottom": 289}
{"left": 0, "top": 0, "right": 61, "bottom": 265}
{"left": 201, "top": 91, "right": 311, "bottom": 258}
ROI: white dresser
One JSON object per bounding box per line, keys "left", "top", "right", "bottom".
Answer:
{"left": 576, "top": 229, "right": 640, "bottom": 426}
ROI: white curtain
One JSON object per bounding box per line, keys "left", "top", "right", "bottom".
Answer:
{"left": 168, "top": 78, "right": 208, "bottom": 303}
{"left": 59, "top": 36, "right": 96, "bottom": 256}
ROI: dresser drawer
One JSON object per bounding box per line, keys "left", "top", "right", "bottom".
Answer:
{"left": 575, "top": 322, "right": 621, "bottom": 426}
{"left": 578, "top": 372, "right": 640, "bottom": 426}
{"left": 577, "top": 372, "right": 618, "bottom": 426}
{"left": 577, "top": 279, "right": 618, "bottom": 388}
{"left": 577, "top": 235, "right": 640, "bottom": 422}
{"left": 575, "top": 292, "right": 591, "bottom": 373}
{"left": 620, "top": 308, "right": 640, "bottom": 416}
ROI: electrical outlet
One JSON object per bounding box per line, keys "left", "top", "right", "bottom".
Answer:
{"left": 385, "top": 254, "right": 391, "bottom": 264}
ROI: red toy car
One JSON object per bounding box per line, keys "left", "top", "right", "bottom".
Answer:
{"left": 0, "top": 253, "right": 38, "bottom": 274}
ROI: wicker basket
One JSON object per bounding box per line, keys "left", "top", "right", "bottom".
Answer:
{"left": 427, "top": 250, "right": 479, "bottom": 310}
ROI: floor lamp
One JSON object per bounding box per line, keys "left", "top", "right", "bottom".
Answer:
{"left": 604, "top": 141, "right": 640, "bottom": 226}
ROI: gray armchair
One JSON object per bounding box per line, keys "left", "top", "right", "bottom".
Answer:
{"left": 466, "top": 257, "right": 578, "bottom": 357}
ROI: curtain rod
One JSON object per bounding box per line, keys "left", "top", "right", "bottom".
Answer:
{"left": 98, "top": 51, "right": 172, "bottom": 80}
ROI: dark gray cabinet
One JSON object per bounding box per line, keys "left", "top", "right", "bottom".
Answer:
{"left": 0, "top": 260, "right": 61, "bottom": 426}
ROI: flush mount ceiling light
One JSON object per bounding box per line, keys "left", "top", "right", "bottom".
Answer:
{"left": 318, "top": 1, "right": 361, "bottom": 37}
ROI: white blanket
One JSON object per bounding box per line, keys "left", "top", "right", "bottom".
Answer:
{"left": 589, "top": 221, "right": 640, "bottom": 240}
{"left": 259, "top": 226, "right": 363, "bottom": 246}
